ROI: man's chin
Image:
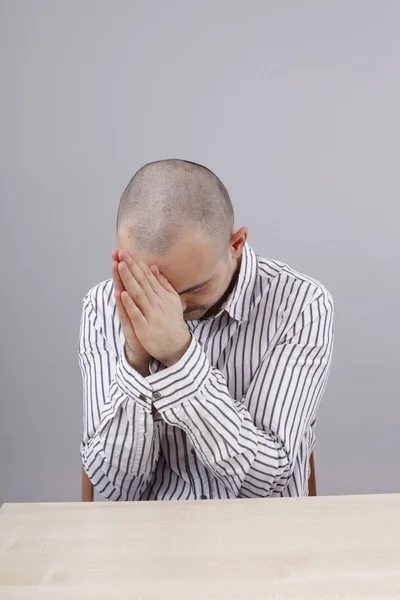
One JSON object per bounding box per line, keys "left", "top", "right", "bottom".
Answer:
{"left": 184, "top": 309, "right": 207, "bottom": 321}
{"left": 184, "top": 314, "right": 200, "bottom": 321}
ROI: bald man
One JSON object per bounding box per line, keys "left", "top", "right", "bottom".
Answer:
{"left": 78, "top": 159, "right": 334, "bottom": 501}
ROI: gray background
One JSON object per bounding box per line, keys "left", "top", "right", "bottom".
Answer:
{"left": 1, "top": 0, "right": 399, "bottom": 504}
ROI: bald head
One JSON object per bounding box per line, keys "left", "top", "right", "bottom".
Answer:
{"left": 116, "top": 159, "right": 234, "bottom": 257}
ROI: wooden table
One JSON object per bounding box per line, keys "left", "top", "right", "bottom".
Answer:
{"left": 1, "top": 494, "right": 400, "bottom": 599}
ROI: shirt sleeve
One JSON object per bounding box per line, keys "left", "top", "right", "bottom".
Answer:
{"left": 145, "top": 289, "right": 334, "bottom": 498}
{"left": 78, "top": 291, "right": 161, "bottom": 501}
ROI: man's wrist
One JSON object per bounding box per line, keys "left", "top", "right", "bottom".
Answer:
{"left": 163, "top": 333, "right": 192, "bottom": 368}
{"left": 124, "top": 344, "right": 150, "bottom": 377}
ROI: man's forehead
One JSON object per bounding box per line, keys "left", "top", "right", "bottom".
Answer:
{"left": 146, "top": 250, "right": 213, "bottom": 293}
{"left": 118, "top": 230, "right": 216, "bottom": 292}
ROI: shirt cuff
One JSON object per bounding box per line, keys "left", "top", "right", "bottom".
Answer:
{"left": 115, "top": 347, "right": 153, "bottom": 411}
{"left": 147, "top": 334, "right": 211, "bottom": 412}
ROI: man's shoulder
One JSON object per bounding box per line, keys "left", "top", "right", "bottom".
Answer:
{"left": 256, "top": 254, "right": 333, "bottom": 304}
{"left": 81, "top": 278, "right": 114, "bottom": 312}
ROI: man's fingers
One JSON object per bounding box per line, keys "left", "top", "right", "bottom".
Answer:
{"left": 114, "top": 249, "right": 175, "bottom": 305}
{"left": 118, "top": 261, "right": 153, "bottom": 318}
{"left": 121, "top": 291, "right": 148, "bottom": 331}
{"left": 112, "top": 260, "right": 125, "bottom": 293}
{"left": 137, "top": 260, "right": 165, "bottom": 296}
{"left": 116, "top": 250, "right": 160, "bottom": 296}
{"left": 114, "top": 290, "right": 135, "bottom": 338}
{"left": 113, "top": 253, "right": 149, "bottom": 350}
{"left": 151, "top": 266, "right": 176, "bottom": 294}
{"left": 118, "top": 251, "right": 158, "bottom": 304}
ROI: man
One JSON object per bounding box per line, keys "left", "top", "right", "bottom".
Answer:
{"left": 78, "top": 159, "right": 334, "bottom": 501}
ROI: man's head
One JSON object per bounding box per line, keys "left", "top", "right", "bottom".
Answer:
{"left": 116, "top": 159, "right": 247, "bottom": 320}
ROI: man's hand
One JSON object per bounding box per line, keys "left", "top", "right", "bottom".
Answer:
{"left": 115, "top": 249, "right": 192, "bottom": 368}
{"left": 111, "top": 249, "right": 151, "bottom": 375}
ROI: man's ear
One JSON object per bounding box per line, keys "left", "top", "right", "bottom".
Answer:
{"left": 230, "top": 226, "right": 248, "bottom": 259}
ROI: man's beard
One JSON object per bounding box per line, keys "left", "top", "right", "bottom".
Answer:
{"left": 183, "top": 261, "right": 237, "bottom": 321}
{"left": 183, "top": 306, "right": 210, "bottom": 320}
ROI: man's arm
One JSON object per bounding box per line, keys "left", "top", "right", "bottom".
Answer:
{"left": 78, "top": 290, "right": 161, "bottom": 500}
{"left": 147, "top": 289, "right": 334, "bottom": 497}
{"left": 114, "top": 249, "right": 334, "bottom": 497}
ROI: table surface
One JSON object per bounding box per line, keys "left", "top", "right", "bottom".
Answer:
{"left": 1, "top": 494, "right": 400, "bottom": 600}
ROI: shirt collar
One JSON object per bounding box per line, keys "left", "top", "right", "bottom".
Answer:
{"left": 221, "top": 241, "right": 258, "bottom": 322}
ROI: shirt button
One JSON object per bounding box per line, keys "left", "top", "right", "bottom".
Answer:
{"left": 190, "top": 449, "right": 195, "bottom": 455}
{"left": 152, "top": 392, "right": 162, "bottom": 400}
{"left": 200, "top": 495, "right": 207, "bottom": 500}
{"left": 139, "top": 394, "right": 147, "bottom": 401}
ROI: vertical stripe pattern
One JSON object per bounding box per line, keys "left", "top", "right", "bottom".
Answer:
{"left": 78, "top": 242, "right": 334, "bottom": 501}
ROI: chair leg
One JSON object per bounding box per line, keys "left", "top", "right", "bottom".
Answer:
{"left": 81, "top": 466, "right": 94, "bottom": 502}
{"left": 308, "top": 452, "right": 317, "bottom": 496}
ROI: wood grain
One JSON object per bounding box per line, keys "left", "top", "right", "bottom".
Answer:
{"left": 1, "top": 494, "right": 400, "bottom": 599}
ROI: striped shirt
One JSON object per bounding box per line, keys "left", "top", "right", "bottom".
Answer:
{"left": 78, "top": 242, "right": 334, "bottom": 501}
